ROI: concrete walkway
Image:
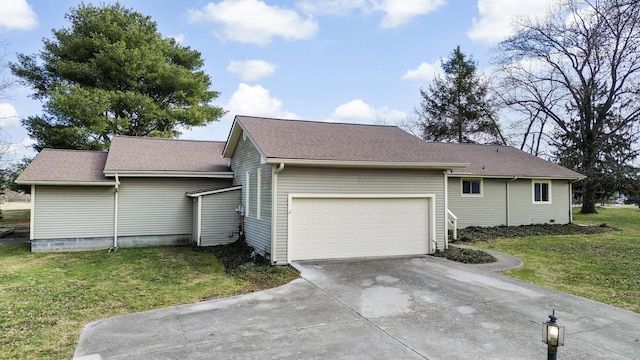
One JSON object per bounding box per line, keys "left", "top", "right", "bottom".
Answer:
{"left": 74, "top": 255, "right": 640, "bottom": 359}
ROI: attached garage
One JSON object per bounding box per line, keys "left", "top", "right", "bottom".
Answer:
{"left": 288, "top": 194, "right": 434, "bottom": 261}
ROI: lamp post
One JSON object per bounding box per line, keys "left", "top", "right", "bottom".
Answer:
{"left": 542, "top": 310, "right": 565, "bottom": 360}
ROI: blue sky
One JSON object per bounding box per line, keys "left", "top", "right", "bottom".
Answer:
{"left": 0, "top": 0, "right": 554, "bottom": 164}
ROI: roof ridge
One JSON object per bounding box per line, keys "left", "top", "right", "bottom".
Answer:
{"left": 236, "top": 115, "right": 399, "bottom": 128}
{"left": 112, "top": 135, "right": 226, "bottom": 144}
{"left": 41, "top": 148, "right": 107, "bottom": 154}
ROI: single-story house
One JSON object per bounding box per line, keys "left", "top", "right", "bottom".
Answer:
{"left": 17, "top": 137, "right": 240, "bottom": 251}
{"left": 17, "top": 115, "right": 585, "bottom": 263}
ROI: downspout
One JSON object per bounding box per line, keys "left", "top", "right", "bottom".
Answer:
{"left": 29, "top": 185, "right": 35, "bottom": 241}
{"left": 443, "top": 169, "right": 449, "bottom": 251}
{"left": 197, "top": 196, "right": 203, "bottom": 246}
{"left": 507, "top": 177, "right": 518, "bottom": 226}
{"left": 271, "top": 163, "right": 284, "bottom": 264}
{"left": 111, "top": 174, "right": 120, "bottom": 251}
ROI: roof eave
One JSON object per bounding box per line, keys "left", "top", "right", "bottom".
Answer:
{"left": 450, "top": 172, "right": 586, "bottom": 180}
{"left": 104, "top": 171, "right": 234, "bottom": 178}
{"left": 186, "top": 185, "right": 242, "bottom": 197}
{"left": 266, "top": 158, "right": 469, "bottom": 169}
{"left": 16, "top": 180, "right": 116, "bottom": 186}
{"left": 222, "top": 117, "right": 242, "bottom": 157}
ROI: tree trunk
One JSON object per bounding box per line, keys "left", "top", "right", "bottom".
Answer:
{"left": 580, "top": 178, "right": 598, "bottom": 214}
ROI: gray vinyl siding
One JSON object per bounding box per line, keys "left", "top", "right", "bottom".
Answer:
{"left": 229, "top": 132, "right": 272, "bottom": 255}
{"left": 448, "top": 177, "right": 571, "bottom": 228}
{"left": 274, "top": 167, "right": 445, "bottom": 264}
{"left": 199, "top": 189, "right": 242, "bottom": 246}
{"left": 33, "top": 185, "right": 114, "bottom": 239}
{"left": 448, "top": 177, "right": 507, "bottom": 228}
{"left": 509, "top": 179, "right": 570, "bottom": 225}
{"left": 117, "top": 178, "right": 231, "bottom": 237}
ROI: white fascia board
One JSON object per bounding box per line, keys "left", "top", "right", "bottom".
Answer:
{"left": 103, "top": 171, "right": 234, "bottom": 178}
{"left": 449, "top": 173, "right": 585, "bottom": 180}
{"left": 16, "top": 180, "right": 117, "bottom": 186}
{"left": 222, "top": 118, "right": 241, "bottom": 157}
{"left": 266, "top": 158, "right": 469, "bottom": 170}
{"left": 186, "top": 185, "right": 242, "bottom": 197}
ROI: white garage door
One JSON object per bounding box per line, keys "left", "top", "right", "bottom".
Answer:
{"left": 289, "top": 197, "right": 430, "bottom": 261}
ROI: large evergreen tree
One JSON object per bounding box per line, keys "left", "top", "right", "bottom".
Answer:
{"left": 416, "top": 46, "right": 504, "bottom": 144}
{"left": 495, "top": 0, "right": 640, "bottom": 214}
{"left": 11, "top": 3, "right": 225, "bottom": 151}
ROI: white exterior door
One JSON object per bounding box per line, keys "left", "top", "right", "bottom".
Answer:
{"left": 289, "top": 196, "right": 430, "bottom": 261}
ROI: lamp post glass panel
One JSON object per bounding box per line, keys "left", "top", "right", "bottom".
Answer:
{"left": 542, "top": 310, "right": 565, "bottom": 360}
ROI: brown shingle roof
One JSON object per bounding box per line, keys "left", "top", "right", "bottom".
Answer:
{"left": 423, "top": 142, "right": 584, "bottom": 178}
{"left": 230, "top": 116, "right": 584, "bottom": 178}
{"left": 16, "top": 149, "right": 111, "bottom": 184}
{"left": 104, "top": 136, "right": 230, "bottom": 173}
{"left": 232, "top": 116, "right": 465, "bottom": 164}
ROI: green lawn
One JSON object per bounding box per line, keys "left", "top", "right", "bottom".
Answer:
{"left": 0, "top": 244, "right": 298, "bottom": 359}
{"left": 474, "top": 206, "right": 640, "bottom": 314}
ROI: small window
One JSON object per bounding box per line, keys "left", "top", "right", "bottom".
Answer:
{"left": 461, "top": 178, "right": 482, "bottom": 196}
{"left": 533, "top": 180, "right": 551, "bottom": 203}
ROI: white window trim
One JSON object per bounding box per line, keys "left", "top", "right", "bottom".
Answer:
{"left": 257, "top": 168, "right": 261, "bottom": 220}
{"left": 532, "top": 179, "right": 552, "bottom": 204}
{"left": 245, "top": 171, "right": 250, "bottom": 216}
{"left": 461, "top": 178, "right": 483, "bottom": 197}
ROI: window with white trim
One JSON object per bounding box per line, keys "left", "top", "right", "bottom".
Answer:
{"left": 257, "top": 168, "right": 261, "bottom": 220}
{"left": 245, "top": 171, "right": 250, "bottom": 216}
{"left": 461, "top": 178, "right": 482, "bottom": 196}
{"left": 533, "top": 180, "right": 551, "bottom": 203}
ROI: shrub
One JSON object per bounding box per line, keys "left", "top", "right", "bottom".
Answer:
{"left": 432, "top": 247, "right": 497, "bottom": 264}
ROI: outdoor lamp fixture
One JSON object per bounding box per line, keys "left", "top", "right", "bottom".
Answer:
{"left": 542, "top": 310, "right": 565, "bottom": 360}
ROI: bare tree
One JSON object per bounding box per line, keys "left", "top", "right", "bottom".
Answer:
{"left": 494, "top": 0, "right": 640, "bottom": 213}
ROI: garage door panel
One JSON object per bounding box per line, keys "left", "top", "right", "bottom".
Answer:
{"left": 290, "top": 197, "right": 429, "bottom": 261}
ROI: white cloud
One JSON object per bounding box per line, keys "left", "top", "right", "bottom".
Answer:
{"left": 171, "top": 34, "right": 185, "bottom": 43}
{"left": 226, "top": 83, "right": 297, "bottom": 119}
{"left": 5, "top": 136, "right": 36, "bottom": 162}
{"left": 0, "top": 0, "right": 38, "bottom": 31}
{"left": 0, "top": 103, "right": 20, "bottom": 128}
{"left": 329, "top": 99, "right": 406, "bottom": 124}
{"left": 373, "top": 0, "right": 445, "bottom": 29}
{"left": 187, "top": 0, "right": 318, "bottom": 46}
{"left": 401, "top": 61, "right": 443, "bottom": 82}
{"left": 468, "top": 0, "right": 553, "bottom": 44}
{"left": 227, "top": 60, "right": 277, "bottom": 81}
{"left": 296, "top": 0, "right": 366, "bottom": 16}
{"left": 297, "top": 0, "right": 444, "bottom": 28}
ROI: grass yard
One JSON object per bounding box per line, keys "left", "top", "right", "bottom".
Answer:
{"left": 0, "top": 208, "right": 30, "bottom": 225}
{"left": 474, "top": 206, "right": 640, "bottom": 314}
{"left": 0, "top": 243, "right": 298, "bottom": 359}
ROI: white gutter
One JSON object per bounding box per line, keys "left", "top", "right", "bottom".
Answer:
{"left": 265, "top": 158, "right": 469, "bottom": 170}
{"left": 186, "top": 185, "right": 242, "bottom": 197}
{"left": 274, "top": 162, "right": 285, "bottom": 174}
{"left": 112, "top": 174, "right": 120, "bottom": 251}
{"left": 103, "top": 171, "right": 234, "bottom": 178}
{"left": 449, "top": 174, "right": 586, "bottom": 180}
{"left": 16, "top": 181, "right": 117, "bottom": 186}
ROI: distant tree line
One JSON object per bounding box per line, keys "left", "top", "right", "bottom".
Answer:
{"left": 414, "top": 0, "right": 640, "bottom": 214}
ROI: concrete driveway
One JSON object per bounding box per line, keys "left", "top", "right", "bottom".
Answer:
{"left": 74, "top": 255, "right": 640, "bottom": 359}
